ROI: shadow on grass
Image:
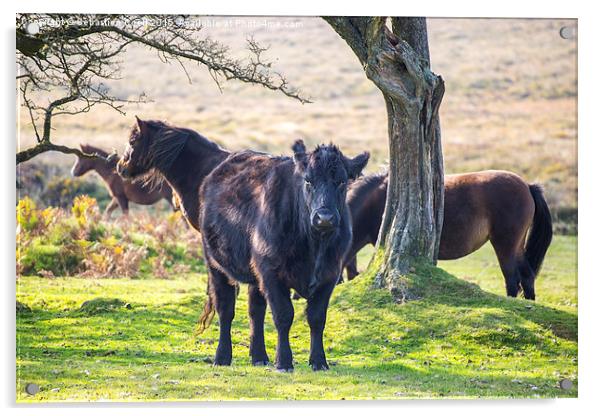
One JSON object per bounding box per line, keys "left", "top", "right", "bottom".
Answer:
{"left": 17, "top": 295, "right": 214, "bottom": 361}
{"left": 18, "top": 267, "right": 576, "bottom": 363}
{"left": 329, "top": 263, "right": 577, "bottom": 364}
{"left": 327, "top": 360, "right": 574, "bottom": 398}
{"left": 408, "top": 265, "right": 577, "bottom": 341}
{"left": 17, "top": 346, "right": 575, "bottom": 399}
{"left": 16, "top": 266, "right": 577, "bottom": 400}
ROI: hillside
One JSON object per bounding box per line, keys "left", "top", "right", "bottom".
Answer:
{"left": 17, "top": 17, "right": 577, "bottom": 218}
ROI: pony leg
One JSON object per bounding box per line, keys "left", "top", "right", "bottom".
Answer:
{"left": 306, "top": 281, "right": 336, "bottom": 371}
{"left": 345, "top": 256, "right": 359, "bottom": 281}
{"left": 167, "top": 195, "right": 178, "bottom": 211}
{"left": 248, "top": 284, "right": 269, "bottom": 365}
{"left": 263, "top": 278, "right": 294, "bottom": 372}
{"left": 518, "top": 259, "right": 536, "bottom": 301}
{"left": 103, "top": 198, "right": 119, "bottom": 219}
{"left": 209, "top": 267, "right": 236, "bottom": 366}
{"left": 116, "top": 195, "right": 129, "bottom": 216}
{"left": 492, "top": 246, "right": 521, "bottom": 298}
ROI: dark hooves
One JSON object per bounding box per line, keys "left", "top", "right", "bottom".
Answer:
{"left": 276, "top": 367, "right": 294, "bottom": 373}
{"left": 252, "top": 360, "right": 270, "bottom": 366}
{"left": 311, "top": 362, "right": 330, "bottom": 371}
{"left": 213, "top": 359, "right": 232, "bottom": 366}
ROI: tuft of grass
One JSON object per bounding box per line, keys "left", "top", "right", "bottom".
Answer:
{"left": 16, "top": 236, "right": 577, "bottom": 401}
{"left": 76, "top": 298, "right": 131, "bottom": 316}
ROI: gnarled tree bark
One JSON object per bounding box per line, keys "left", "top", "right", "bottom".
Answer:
{"left": 325, "top": 17, "right": 444, "bottom": 301}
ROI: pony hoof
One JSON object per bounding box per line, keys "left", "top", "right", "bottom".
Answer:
{"left": 311, "top": 362, "right": 330, "bottom": 371}
{"left": 213, "top": 358, "right": 232, "bottom": 366}
{"left": 252, "top": 360, "right": 270, "bottom": 366}
{"left": 276, "top": 367, "right": 294, "bottom": 373}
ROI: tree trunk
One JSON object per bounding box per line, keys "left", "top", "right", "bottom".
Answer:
{"left": 325, "top": 17, "right": 445, "bottom": 301}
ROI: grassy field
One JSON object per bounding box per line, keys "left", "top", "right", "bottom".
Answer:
{"left": 16, "top": 236, "right": 577, "bottom": 402}
{"left": 16, "top": 16, "right": 578, "bottom": 402}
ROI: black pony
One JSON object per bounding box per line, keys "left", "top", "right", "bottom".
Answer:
{"left": 197, "top": 141, "right": 369, "bottom": 371}
{"left": 116, "top": 117, "right": 369, "bottom": 371}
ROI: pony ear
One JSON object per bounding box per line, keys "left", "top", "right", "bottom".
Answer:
{"left": 292, "top": 139, "right": 307, "bottom": 167}
{"left": 106, "top": 151, "right": 118, "bottom": 164}
{"left": 136, "top": 116, "right": 151, "bottom": 137}
{"left": 345, "top": 152, "right": 370, "bottom": 180}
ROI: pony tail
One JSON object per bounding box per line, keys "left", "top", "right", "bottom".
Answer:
{"left": 195, "top": 296, "right": 215, "bottom": 335}
{"left": 196, "top": 276, "right": 215, "bottom": 335}
{"left": 525, "top": 184, "right": 553, "bottom": 277}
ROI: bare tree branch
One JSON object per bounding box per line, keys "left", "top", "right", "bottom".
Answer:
{"left": 17, "top": 141, "right": 107, "bottom": 165}
{"left": 16, "top": 14, "right": 310, "bottom": 164}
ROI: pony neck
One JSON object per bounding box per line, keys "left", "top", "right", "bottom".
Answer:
{"left": 92, "top": 159, "right": 117, "bottom": 180}
{"left": 160, "top": 138, "right": 229, "bottom": 230}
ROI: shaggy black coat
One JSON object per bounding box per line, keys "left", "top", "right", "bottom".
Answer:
{"left": 198, "top": 141, "right": 369, "bottom": 371}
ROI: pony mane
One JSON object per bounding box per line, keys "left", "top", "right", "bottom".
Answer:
{"left": 131, "top": 120, "right": 222, "bottom": 189}
{"left": 347, "top": 172, "right": 388, "bottom": 211}
{"left": 307, "top": 144, "right": 344, "bottom": 174}
{"left": 80, "top": 144, "right": 110, "bottom": 158}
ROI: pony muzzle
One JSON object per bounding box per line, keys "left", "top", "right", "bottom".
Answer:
{"left": 311, "top": 208, "right": 338, "bottom": 232}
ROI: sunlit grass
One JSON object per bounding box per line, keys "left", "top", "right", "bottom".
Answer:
{"left": 16, "top": 236, "right": 577, "bottom": 401}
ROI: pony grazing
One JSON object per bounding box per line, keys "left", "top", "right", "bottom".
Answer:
{"left": 116, "top": 120, "right": 369, "bottom": 371}
{"left": 344, "top": 171, "right": 553, "bottom": 300}
{"left": 71, "top": 144, "right": 174, "bottom": 217}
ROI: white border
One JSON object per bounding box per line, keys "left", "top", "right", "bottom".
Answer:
{"left": 4, "top": 1, "right": 601, "bottom": 415}
{"left": 13, "top": 1, "right": 580, "bottom": 18}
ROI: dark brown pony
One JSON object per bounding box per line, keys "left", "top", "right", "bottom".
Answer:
{"left": 116, "top": 118, "right": 370, "bottom": 371}
{"left": 345, "top": 171, "right": 553, "bottom": 300}
{"left": 115, "top": 118, "right": 230, "bottom": 231}
{"left": 71, "top": 144, "right": 174, "bottom": 217}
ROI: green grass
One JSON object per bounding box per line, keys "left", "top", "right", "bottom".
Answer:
{"left": 16, "top": 236, "right": 577, "bottom": 401}
{"left": 357, "top": 235, "right": 578, "bottom": 311}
